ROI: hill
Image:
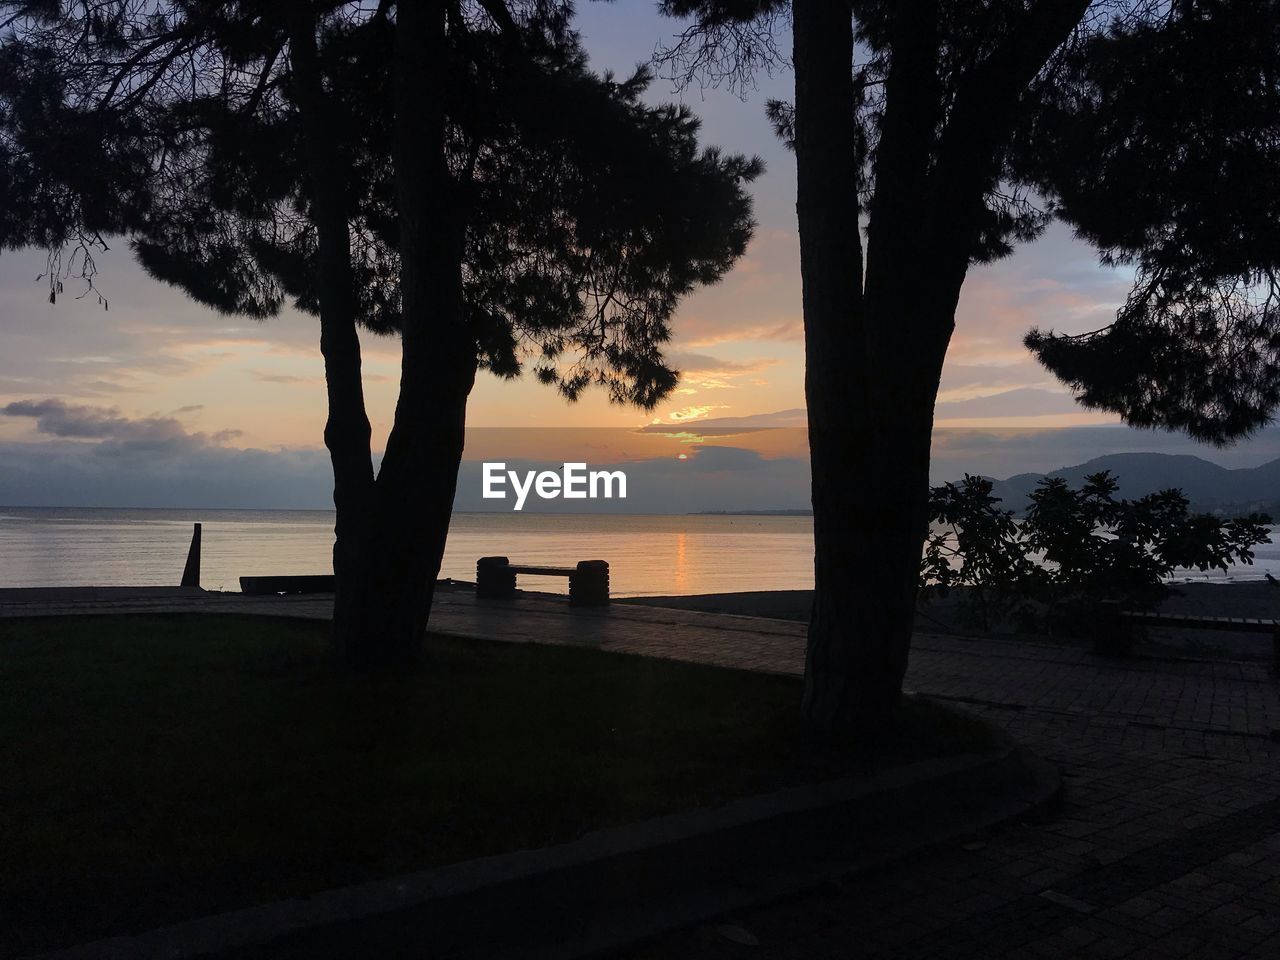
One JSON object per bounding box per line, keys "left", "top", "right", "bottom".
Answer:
{"left": 985, "top": 452, "right": 1280, "bottom": 515}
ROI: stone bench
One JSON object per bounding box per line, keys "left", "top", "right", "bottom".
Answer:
{"left": 475, "top": 556, "right": 609, "bottom": 607}
{"left": 1096, "top": 601, "right": 1280, "bottom": 671}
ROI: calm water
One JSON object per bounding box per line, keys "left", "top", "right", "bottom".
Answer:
{"left": 0, "top": 508, "right": 817, "bottom": 596}
{"left": 2, "top": 506, "right": 1277, "bottom": 595}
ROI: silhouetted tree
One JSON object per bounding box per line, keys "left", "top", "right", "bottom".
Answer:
{"left": 0, "top": 1, "right": 759, "bottom": 666}
{"left": 1018, "top": 4, "right": 1280, "bottom": 444}
{"left": 659, "top": 0, "right": 1280, "bottom": 731}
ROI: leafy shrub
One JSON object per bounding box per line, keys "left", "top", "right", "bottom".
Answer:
{"left": 920, "top": 471, "right": 1271, "bottom": 632}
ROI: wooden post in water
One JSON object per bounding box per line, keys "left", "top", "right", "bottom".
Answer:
{"left": 181, "top": 522, "right": 202, "bottom": 588}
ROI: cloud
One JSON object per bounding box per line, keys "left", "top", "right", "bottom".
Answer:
{"left": 937, "top": 363, "right": 1054, "bottom": 398}
{"left": 949, "top": 223, "right": 1133, "bottom": 364}
{"left": 2, "top": 398, "right": 237, "bottom": 453}
{"left": 3, "top": 400, "right": 1278, "bottom": 510}
{"left": 0, "top": 245, "right": 319, "bottom": 401}
{"left": 669, "top": 353, "right": 778, "bottom": 375}
{"left": 643, "top": 408, "right": 808, "bottom": 431}
{"left": 0, "top": 439, "right": 334, "bottom": 508}
{"left": 680, "top": 321, "right": 803, "bottom": 348}
{"left": 0, "top": 375, "right": 131, "bottom": 397}
{"left": 251, "top": 371, "right": 320, "bottom": 385}
{"left": 657, "top": 405, "right": 730, "bottom": 423}
{"left": 933, "top": 387, "right": 1082, "bottom": 419}
{"left": 661, "top": 228, "right": 805, "bottom": 349}
{"left": 667, "top": 352, "right": 781, "bottom": 391}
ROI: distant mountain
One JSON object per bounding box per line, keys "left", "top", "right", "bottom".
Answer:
{"left": 985, "top": 452, "right": 1280, "bottom": 515}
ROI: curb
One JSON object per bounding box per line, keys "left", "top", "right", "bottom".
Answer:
{"left": 29, "top": 728, "right": 1060, "bottom": 960}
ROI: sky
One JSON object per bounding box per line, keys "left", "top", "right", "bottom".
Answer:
{"left": 0, "top": 4, "right": 1270, "bottom": 509}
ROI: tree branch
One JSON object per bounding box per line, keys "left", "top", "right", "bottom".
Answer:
{"left": 929, "top": 0, "right": 1092, "bottom": 249}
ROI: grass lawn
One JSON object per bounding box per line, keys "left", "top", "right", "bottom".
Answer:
{"left": 1, "top": 614, "right": 993, "bottom": 955}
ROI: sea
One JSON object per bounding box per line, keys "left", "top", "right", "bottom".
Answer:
{"left": 0, "top": 507, "right": 818, "bottom": 596}
{"left": 1, "top": 506, "right": 1277, "bottom": 596}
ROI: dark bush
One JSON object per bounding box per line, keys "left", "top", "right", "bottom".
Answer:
{"left": 920, "top": 471, "right": 1272, "bottom": 633}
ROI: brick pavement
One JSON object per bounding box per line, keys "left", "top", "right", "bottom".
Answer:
{"left": 4, "top": 587, "right": 1279, "bottom": 958}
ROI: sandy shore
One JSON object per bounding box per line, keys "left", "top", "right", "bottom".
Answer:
{"left": 623, "top": 582, "right": 1280, "bottom": 661}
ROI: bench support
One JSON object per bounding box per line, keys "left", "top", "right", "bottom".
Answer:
{"left": 476, "top": 556, "right": 517, "bottom": 599}
{"left": 569, "top": 560, "right": 610, "bottom": 607}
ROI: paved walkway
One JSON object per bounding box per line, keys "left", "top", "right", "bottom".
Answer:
{"left": 5, "top": 588, "right": 1280, "bottom": 959}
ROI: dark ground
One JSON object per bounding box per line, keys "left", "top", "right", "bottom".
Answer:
{"left": 2, "top": 590, "right": 1278, "bottom": 958}
{"left": 0, "top": 613, "right": 988, "bottom": 958}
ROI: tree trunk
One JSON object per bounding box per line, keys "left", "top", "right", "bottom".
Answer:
{"left": 802, "top": 299, "right": 954, "bottom": 734}
{"left": 287, "top": 4, "right": 378, "bottom": 656}
{"left": 795, "top": 0, "right": 960, "bottom": 734}
{"left": 336, "top": 0, "right": 475, "bottom": 669}
{"left": 832, "top": 288, "right": 957, "bottom": 724}
{"left": 794, "top": 2, "right": 1090, "bottom": 734}
{"left": 792, "top": 0, "right": 877, "bottom": 732}
{"left": 802, "top": 262, "right": 959, "bottom": 734}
